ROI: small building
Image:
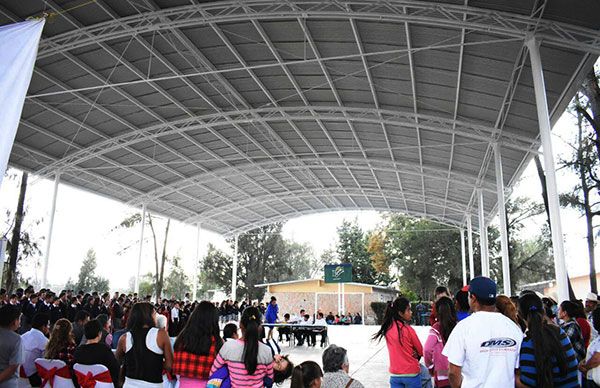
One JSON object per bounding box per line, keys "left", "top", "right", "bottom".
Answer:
{"left": 529, "top": 273, "right": 600, "bottom": 301}
{"left": 256, "top": 279, "right": 398, "bottom": 324}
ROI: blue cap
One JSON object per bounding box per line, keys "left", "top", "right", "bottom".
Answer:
{"left": 468, "top": 276, "right": 497, "bottom": 300}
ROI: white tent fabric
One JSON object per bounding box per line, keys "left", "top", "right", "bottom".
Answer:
{"left": 0, "top": 19, "right": 44, "bottom": 188}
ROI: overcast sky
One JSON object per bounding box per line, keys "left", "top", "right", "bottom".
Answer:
{"left": 0, "top": 106, "right": 597, "bottom": 292}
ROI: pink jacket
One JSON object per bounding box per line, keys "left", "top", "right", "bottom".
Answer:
{"left": 423, "top": 323, "right": 450, "bottom": 387}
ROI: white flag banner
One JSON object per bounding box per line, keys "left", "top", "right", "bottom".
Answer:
{"left": 0, "top": 19, "right": 45, "bottom": 188}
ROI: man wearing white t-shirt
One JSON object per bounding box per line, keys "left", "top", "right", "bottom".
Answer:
{"left": 442, "top": 277, "right": 523, "bottom": 388}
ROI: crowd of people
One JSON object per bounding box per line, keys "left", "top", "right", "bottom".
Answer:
{"left": 4, "top": 277, "right": 600, "bottom": 387}
{"left": 373, "top": 277, "right": 600, "bottom": 388}
{"left": 0, "top": 287, "right": 365, "bottom": 388}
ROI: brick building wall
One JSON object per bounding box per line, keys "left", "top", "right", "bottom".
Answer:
{"left": 265, "top": 289, "right": 397, "bottom": 324}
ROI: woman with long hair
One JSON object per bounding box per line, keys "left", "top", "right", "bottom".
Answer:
{"left": 45, "top": 318, "right": 76, "bottom": 366}
{"left": 290, "top": 361, "right": 323, "bottom": 388}
{"left": 424, "top": 297, "right": 457, "bottom": 387}
{"left": 372, "top": 297, "right": 423, "bottom": 388}
{"left": 496, "top": 295, "right": 526, "bottom": 332}
{"left": 209, "top": 307, "right": 274, "bottom": 387}
{"left": 116, "top": 302, "right": 174, "bottom": 388}
{"left": 516, "top": 293, "right": 579, "bottom": 387}
{"left": 173, "top": 301, "right": 223, "bottom": 387}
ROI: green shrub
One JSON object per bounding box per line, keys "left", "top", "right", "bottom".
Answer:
{"left": 371, "top": 301, "right": 388, "bottom": 325}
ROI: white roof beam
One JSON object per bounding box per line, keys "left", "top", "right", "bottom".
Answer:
{"left": 349, "top": 17, "right": 410, "bottom": 212}
{"left": 35, "top": 1, "right": 600, "bottom": 59}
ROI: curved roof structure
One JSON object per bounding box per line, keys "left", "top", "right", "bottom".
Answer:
{"left": 3, "top": 0, "right": 600, "bottom": 236}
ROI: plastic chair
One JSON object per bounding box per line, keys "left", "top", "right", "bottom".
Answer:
{"left": 34, "top": 359, "right": 74, "bottom": 388}
{"left": 162, "top": 370, "right": 176, "bottom": 388}
{"left": 18, "top": 365, "right": 32, "bottom": 388}
{"left": 73, "top": 364, "right": 114, "bottom": 388}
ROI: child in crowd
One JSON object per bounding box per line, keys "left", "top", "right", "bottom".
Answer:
{"left": 290, "top": 361, "right": 323, "bottom": 388}
{"left": 223, "top": 323, "right": 239, "bottom": 342}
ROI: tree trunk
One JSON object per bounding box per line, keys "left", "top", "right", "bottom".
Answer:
{"left": 581, "top": 70, "right": 600, "bottom": 156}
{"left": 534, "top": 156, "right": 577, "bottom": 300}
{"left": 147, "top": 214, "right": 160, "bottom": 301}
{"left": 156, "top": 219, "right": 170, "bottom": 300}
{"left": 577, "top": 111, "right": 598, "bottom": 293}
{"left": 5, "top": 172, "right": 28, "bottom": 293}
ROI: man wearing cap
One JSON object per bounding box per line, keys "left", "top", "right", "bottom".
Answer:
{"left": 442, "top": 277, "right": 523, "bottom": 388}
{"left": 586, "top": 292, "right": 598, "bottom": 341}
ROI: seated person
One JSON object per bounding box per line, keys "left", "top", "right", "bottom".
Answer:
{"left": 326, "top": 312, "right": 335, "bottom": 325}
{"left": 208, "top": 354, "right": 293, "bottom": 388}
{"left": 0, "top": 304, "right": 22, "bottom": 388}
{"left": 296, "top": 314, "right": 313, "bottom": 346}
{"left": 322, "top": 345, "right": 364, "bottom": 388}
{"left": 21, "top": 313, "right": 50, "bottom": 387}
{"left": 73, "top": 320, "right": 120, "bottom": 385}
{"left": 222, "top": 323, "right": 239, "bottom": 342}
{"left": 277, "top": 314, "right": 292, "bottom": 342}
{"left": 312, "top": 312, "right": 328, "bottom": 348}
{"left": 353, "top": 313, "right": 362, "bottom": 325}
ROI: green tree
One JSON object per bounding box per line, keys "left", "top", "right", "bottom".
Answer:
{"left": 114, "top": 213, "right": 170, "bottom": 300}
{"left": 200, "top": 244, "right": 233, "bottom": 295}
{"left": 199, "top": 225, "right": 315, "bottom": 300}
{"left": 163, "top": 256, "right": 189, "bottom": 299}
{"left": 336, "top": 220, "right": 377, "bottom": 284}
{"left": 383, "top": 215, "right": 463, "bottom": 299}
{"left": 70, "top": 249, "right": 109, "bottom": 293}
{"left": 128, "top": 273, "right": 154, "bottom": 297}
{"left": 560, "top": 92, "right": 600, "bottom": 293}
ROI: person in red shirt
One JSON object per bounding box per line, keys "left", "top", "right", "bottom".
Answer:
{"left": 373, "top": 297, "right": 423, "bottom": 388}
{"left": 172, "top": 301, "right": 223, "bottom": 387}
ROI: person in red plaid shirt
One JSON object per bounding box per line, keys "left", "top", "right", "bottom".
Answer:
{"left": 44, "top": 318, "right": 76, "bottom": 367}
{"left": 173, "top": 301, "right": 223, "bottom": 387}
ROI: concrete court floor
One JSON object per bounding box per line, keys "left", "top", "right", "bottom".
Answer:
{"left": 276, "top": 324, "right": 430, "bottom": 388}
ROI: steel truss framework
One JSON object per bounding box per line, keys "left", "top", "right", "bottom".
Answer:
{"left": 3, "top": 0, "right": 600, "bottom": 236}
{"left": 36, "top": 0, "right": 600, "bottom": 58}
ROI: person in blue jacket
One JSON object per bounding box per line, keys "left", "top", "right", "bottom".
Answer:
{"left": 265, "top": 296, "right": 279, "bottom": 340}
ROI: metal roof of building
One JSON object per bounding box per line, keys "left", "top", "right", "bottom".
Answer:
{"left": 3, "top": 0, "right": 600, "bottom": 236}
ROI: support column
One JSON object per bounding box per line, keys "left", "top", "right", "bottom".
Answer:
{"left": 478, "top": 190, "right": 489, "bottom": 277}
{"left": 494, "top": 144, "right": 512, "bottom": 296}
{"left": 232, "top": 235, "right": 239, "bottom": 301}
{"left": 338, "top": 283, "right": 342, "bottom": 315}
{"left": 134, "top": 204, "right": 146, "bottom": 295}
{"left": 193, "top": 223, "right": 201, "bottom": 301}
{"left": 526, "top": 37, "right": 568, "bottom": 303}
{"left": 460, "top": 229, "right": 467, "bottom": 285}
{"left": 42, "top": 173, "right": 60, "bottom": 288}
{"left": 467, "top": 216, "right": 474, "bottom": 280}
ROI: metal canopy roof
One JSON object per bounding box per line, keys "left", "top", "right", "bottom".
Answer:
{"left": 3, "top": 0, "right": 600, "bottom": 236}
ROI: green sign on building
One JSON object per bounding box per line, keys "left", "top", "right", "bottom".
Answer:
{"left": 324, "top": 263, "right": 353, "bottom": 283}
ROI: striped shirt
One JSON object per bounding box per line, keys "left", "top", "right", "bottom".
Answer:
{"left": 519, "top": 328, "right": 579, "bottom": 387}
{"left": 210, "top": 339, "right": 273, "bottom": 387}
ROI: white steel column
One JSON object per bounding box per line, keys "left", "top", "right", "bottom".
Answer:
{"left": 338, "top": 283, "right": 342, "bottom": 315}
{"left": 460, "top": 229, "right": 467, "bottom": 285}
{"left": 341, "top": 283, "right": 345, "bottom": 315}
{"left": 361, "top": 293, "right": 365, "bottom": 325}
{"left": 467, "top": 216, "right": 474, "bottom": 280}
{"left": 526, "top": 37, "right": 568, "bottom": 302}
{"left": 134, "top": 204, "right": 146, "bottom": 295}
{"left": 42, "top": 173, "right": 60, "bottom": 288}
{"left": 232, "top": 235, "right": 239, "bottom": 301}
{"left": 193, "top": 223, "right": 201, "bottom": 301}
{"left": 478, "top": 190, "right": 489, "bottom": 277}
{"left": 494, "top": 144, "right": 512, "bottom": 296}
